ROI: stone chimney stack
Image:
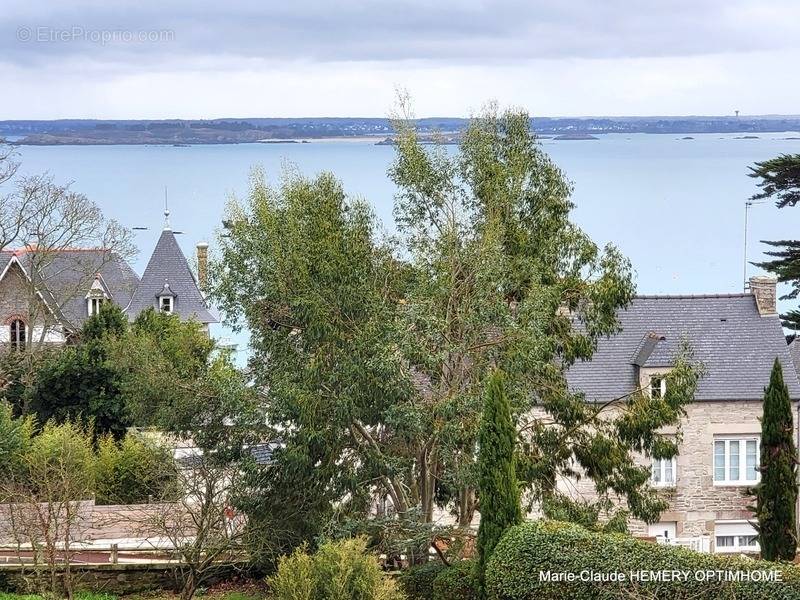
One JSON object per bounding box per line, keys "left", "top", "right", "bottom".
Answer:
{"left": 196, "top": 242, "right": 209, "bottom": 292}
{"left": 749, "top": 276, "right": 777, "bottom": 316}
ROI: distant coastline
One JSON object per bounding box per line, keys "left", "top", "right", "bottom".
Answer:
{"left": 3, "top": 116, "right": 800, "bottom": 146}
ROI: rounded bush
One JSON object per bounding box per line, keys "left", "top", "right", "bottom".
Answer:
{"left": 486, "top": 520, "right": 800, "bottom": 600}
{"left": 433, "top": 560, "right": 478, "bottom": 600}
{"left": 399, "top": 561, "right": 447, "bottom": 600}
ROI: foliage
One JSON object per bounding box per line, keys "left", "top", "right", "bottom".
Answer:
{"left": 267, "top": 537, "right": 404, "bottom": 600}
{"left": 486, "top": 520, "right": 800, "bottom": 599}
{"left": 475, "top": 370, "right": 520, "bottom": 598}
{"left": 750, "top": 153, "right": 800, "bottom": 209}
{"left": 399, "top": 561, "right": 446, "bottom": 600}
{"left": 0, "top": 421, "right": 96, "bottom": 600}
{"left": 23, "top": 420, "right": 95, "bottom": 498}
{"left": 753, "top": 358, "right": 798, "bottom": 561}
{"left": 94, "top": 432, "right": 179, "bottom": 504}
{"left": 25, "top": 303, "right": 130, "bottom": 438}
{"left": 540, "top": 495, "right": 628, "bottom": 534}
{"left": 211, "top": 101, "right": 700, "bottom": 558}
{"left": 212, "top": 168, "right": 408, "bottom": 562}
{"left": 750, "top": 154, "right": 800, "bottom": 326}
{"left": 0, "top": 401, "right": 33, "bottom": 480}
{"left": 432, "top": 560, "right": 477, "bottom": 600}
{"left": 110, "top": 308, "right": 255, "bottom": 453}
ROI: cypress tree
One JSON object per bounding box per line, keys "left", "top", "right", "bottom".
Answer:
{"left": 476, "top": 369, "right": 522, "bottom": 598}
{"left": 754, "top": 358, "right": 798, "bottom": 561}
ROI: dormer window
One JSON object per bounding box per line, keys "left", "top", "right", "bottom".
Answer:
{"left": 157, "top": 280, "right": 176, "bottom": 314}
{"left": 160, "top": 295, "right": 173, "bottom": 313}
{"left": 650, "top": 375, "right": 667, "bottom": 399}
{"left": 86, "top": 275, "right": 110, "bottom": 316}
{"left": 88, "top": 297, "right": 106, "bottom": 316}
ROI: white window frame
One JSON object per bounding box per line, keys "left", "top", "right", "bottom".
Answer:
{"left": 9, "top": 319, "right": 25, "bottom": 351}
{"left": 87, "top": 297, "right": 105, "bottom": 316}
{"left": 713, "top": 437, "right": 759, "bottom": 486}
{"left": 650, "top": 457, "right": 677, "bottom": 487}
{"left": 649, "top": 375, "right": 667, "bottom": 399}
{"left": 714, "top": 521, "right": 759, "bottom": 553}
{"left": 159, "top": 296, "right": 174, "bottom": 313}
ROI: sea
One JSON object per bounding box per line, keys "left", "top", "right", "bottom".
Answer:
{"left": 8, "top": 133, "right": 800, "bottom": 357}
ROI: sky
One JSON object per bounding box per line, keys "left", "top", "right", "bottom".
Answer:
{"left": 1, "top": 0, "right": 800, "bottom": 119}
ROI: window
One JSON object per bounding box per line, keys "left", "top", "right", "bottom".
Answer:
{"left": 9, "top": 319, "right": 25, "bottom": 351}
{"left": 649, "top": 375, "right": 666, "bottom": 399}
{"left": 648, "top": 521, "right": 677, "bottom": 540}
{"left": 714, "top": 437, "right": 759, "bottom": 485}
{"left": 159, "top": 295, "right": 173, "bottom": 313}
{"left": 715, "top": 521, "right": 759, "bottom": 553}
{"left": 651, "top": 457, "right": 676, "bottom": 487}
{"left": 87, "top": 297, "right": 105, "bottom": 316}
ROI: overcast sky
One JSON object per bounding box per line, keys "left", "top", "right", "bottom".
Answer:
{"left": 2, "top": 0, "right": 799, "bottom": 119}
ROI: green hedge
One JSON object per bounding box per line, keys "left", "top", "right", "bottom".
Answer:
{"left": 486, "top": 521, "right": 800, "bottom": 600}
{"left": 433, "top": 560, "right": 478, "bottom": 600}
{"left": 399, "top": 562, "right": 447, "bottom": 600}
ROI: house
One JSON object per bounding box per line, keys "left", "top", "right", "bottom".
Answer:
{"left": 566, "top": 276, "right": 800, "bottom": 553}
{"left": 0, "top": 218, "right": 217, "bottom": 347}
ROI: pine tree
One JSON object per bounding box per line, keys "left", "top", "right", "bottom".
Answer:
{"left": 754, "top": 358, "right": 798, "bottom": 561}
{"left": 476, "top": 370, "right": 522, "bottom": 598}
{"left": 750, "top": 155, "right": 800, "bottom": 310}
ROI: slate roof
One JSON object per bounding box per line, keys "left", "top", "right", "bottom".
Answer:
{"left": 0, "top": 248, "right": 140, "bottom": 329}
{"left": 566, "top": 294, "right": 800, "bottom": 402}
{"left": 124, "top": 228, "right": 217, "bottom": 324}
{"left": 789, "top": 338, "right": 800, "bottom": 377}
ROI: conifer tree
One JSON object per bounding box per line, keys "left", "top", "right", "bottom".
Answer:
{"left": 476, "top": 369, "right": 521, "bottom": 598}
{"left": 750, "top": 154, "right": 800, "bottom": 330}
{"left": 754, "top": 358, "right": 798, "bottom": 561}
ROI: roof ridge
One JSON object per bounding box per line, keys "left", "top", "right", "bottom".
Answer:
{"left": 635, "top": 293, "right": 751, "bottom": 299}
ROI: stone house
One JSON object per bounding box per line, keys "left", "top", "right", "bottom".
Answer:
{"left": 565, "top": 275, "right": 800, "bottom": 553}
{"left": 0, "top": 221, "right": 216, "bottom": 348}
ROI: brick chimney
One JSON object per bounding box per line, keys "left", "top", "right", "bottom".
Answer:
{"left": 749, "top": 276, "right": 777, "bottom": 316}
{"left": 196, "top": 242, "right": 209, "bottom": 292}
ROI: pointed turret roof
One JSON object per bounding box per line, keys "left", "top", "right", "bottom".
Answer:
{"left": 125, "top": 228, "right": 217, "bottom": 324}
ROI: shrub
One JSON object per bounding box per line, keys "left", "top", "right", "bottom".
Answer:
{"left": 94, "top": 432, "right": 178, "bottom": 504}
{"left": 399, "top": 561, "right": 446, "bottom": 600}
{"left": 476, "top": 370, "right": 521, "bottom": 597}
{"left": 268, "top": 537, "right": 404, "bottom": 600}
{"left": 433, "top": 560, "right": 478, "bottom": 600}
{"left": 486, "top": 520, "right": 800, "bottom": 599}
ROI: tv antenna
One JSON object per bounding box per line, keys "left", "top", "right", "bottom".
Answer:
{"left": 743, "top": 199, "right": 767, "bottom": 290}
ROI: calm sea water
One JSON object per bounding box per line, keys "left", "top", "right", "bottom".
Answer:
{"left": 10, "top": 133, "right": 800, "bottom": 354}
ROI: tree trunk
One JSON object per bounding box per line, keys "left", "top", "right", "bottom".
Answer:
{"left": 181, "top": 571, "right": 197, "bottom": 600}
{"left": 457, "top": 487, "right": 477, "bottom": 528}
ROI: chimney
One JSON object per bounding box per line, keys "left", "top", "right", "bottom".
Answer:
{"left": 749, "top": 276, "right": 777, "bottom": 316}
{"left": 196, "top": 242, "right": 209, "bottom": 292}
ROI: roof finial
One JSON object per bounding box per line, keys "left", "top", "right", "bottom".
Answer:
{"left": 163, "top": 186, "right": 171, "bottom": 230}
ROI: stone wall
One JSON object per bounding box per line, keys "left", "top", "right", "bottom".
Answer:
{"left": 0, "top": 261, "right": 65, "bottom": 345}
{"left": 536, "top": 400, "right": 790, "bottom": 539}
{"left": 0, "top": 562, "right": 238, "bottom": 595}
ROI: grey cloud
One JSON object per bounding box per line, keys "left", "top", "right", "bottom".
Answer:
{"left": 1, "top": 0, "right": 798, "bottom": 70}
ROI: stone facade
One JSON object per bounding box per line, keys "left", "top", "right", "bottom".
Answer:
{"left": 633, "top": 400, "right": 781, "bottom": 538}
{"left": 543, "top": 399, "right": 791, "bottom": 545}
{"left": 0, "top": 261, "right": 65, "bottom": 345}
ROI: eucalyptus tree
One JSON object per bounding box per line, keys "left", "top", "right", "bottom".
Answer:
{"left": 211, "top": 103, "right": 700, "bottom": 550}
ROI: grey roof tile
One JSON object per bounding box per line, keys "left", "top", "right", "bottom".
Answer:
{"left": 567, "top": 294, "right": 800, "bottom": 402}
{"left": 0, "top": 248, "right": 140, "bottom": 329}
{"left": 124, "top": 229, "right": 217, "bottom": 324}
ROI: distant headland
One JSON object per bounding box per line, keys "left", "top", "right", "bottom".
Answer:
{"left": 2, "top": 115, "right": 800, "bottom": 146}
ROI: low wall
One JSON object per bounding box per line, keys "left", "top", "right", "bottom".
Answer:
{"left": 0, "top": 562, "right": 238, "bottom": 594}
